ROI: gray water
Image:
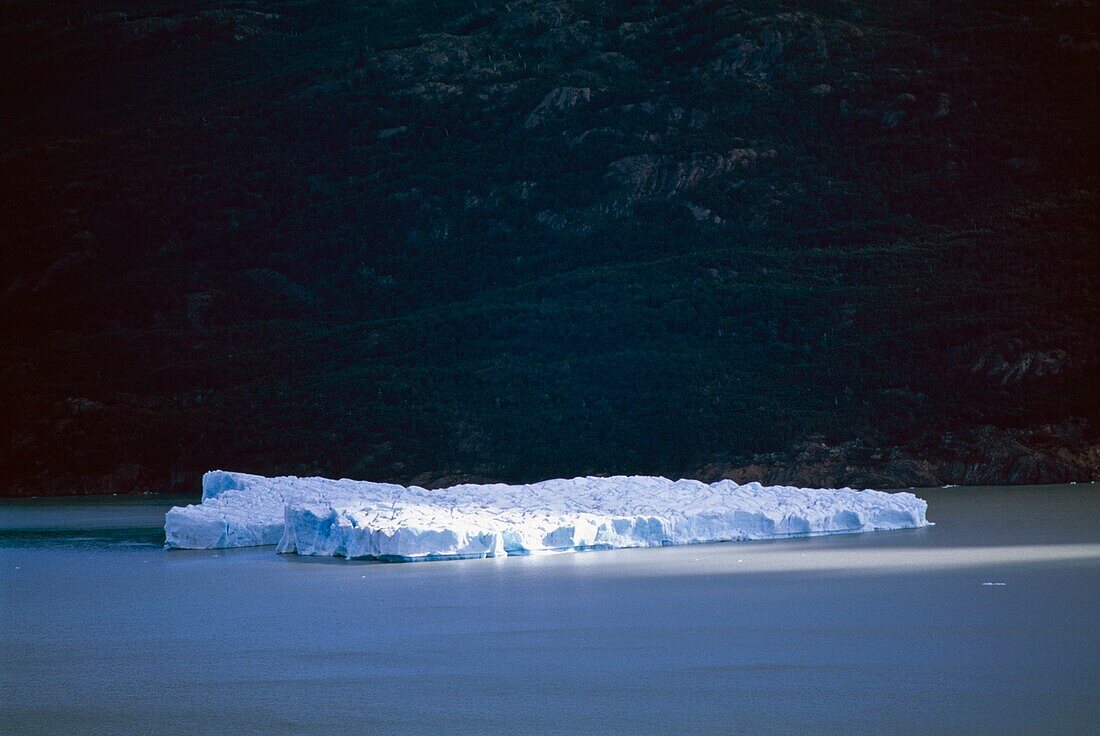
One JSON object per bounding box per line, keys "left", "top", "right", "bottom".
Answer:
{"left": 1, "top": 485, "right": 1098, "bottom": 735}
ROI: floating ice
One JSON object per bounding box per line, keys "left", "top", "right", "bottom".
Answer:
{"left": 164, "top": 471, "right": 930, "bottom": 561}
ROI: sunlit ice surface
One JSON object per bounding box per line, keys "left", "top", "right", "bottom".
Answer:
{"left": 164, "top": 471, "right": 930, "bottom": 560}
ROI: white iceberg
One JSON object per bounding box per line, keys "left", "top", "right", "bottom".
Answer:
{"left": 164, "top": 471, "right": 930, "bottom": 561}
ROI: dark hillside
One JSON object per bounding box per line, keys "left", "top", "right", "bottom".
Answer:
{"left": 2, "top": 0, "right": 1098, "bottom": 495}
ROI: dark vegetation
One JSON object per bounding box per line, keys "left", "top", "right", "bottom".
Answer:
{"left": 2, "top": 0, "right": 1098, "bottom": 495}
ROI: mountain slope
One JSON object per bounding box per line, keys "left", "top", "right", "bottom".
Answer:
{"left": 2, "top": 0, "right": 1098, "bottom": 494}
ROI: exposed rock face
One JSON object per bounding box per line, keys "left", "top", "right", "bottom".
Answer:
{"left": 524, "top": 87, "right": 593, "bottom": 128}
{"left": 377, "top": 33, "right": 478, "bottom": 81}
{"left": 967, "top": 338, "right": 1070, "bottom": 385}
{"left": 605, "top": 149, "right": 776, "bottom": 216}
{"left": 688, "top": 203, "right": 724, "bottom": 224}
{"left": 376, "top": 126, "right": 408, "bottom": 139}
{"left": 706, "top": 12, "right": 853, "bottom": 82}
{"left": 972, "top": 349, "right": 1067, "bottom": 385}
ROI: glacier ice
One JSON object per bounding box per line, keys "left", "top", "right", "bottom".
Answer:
{"left": 164, "top": 471, "right": 930, "bottom": 561}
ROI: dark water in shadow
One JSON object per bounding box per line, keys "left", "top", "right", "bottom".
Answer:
{"left": 1, "top": 485, "right": 1098, "bottom": 735}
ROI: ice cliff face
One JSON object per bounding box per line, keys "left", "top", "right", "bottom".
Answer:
{"left": 164, "top": 471, "right": 930, "bottom": 561}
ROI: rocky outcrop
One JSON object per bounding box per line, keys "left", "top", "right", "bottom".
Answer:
{"left": 967, "top": 338, "right": 1070, "bottom": 386}
{"left": 705, "top": 12, "right": 855, "bottom": 83}
{"left": 605, "top": 149, "right": 776, "bottom": 216}
{"left": 701, "top": 421, "right": 1099, "bottom": 489}
{"left": 524, "top": 87, "right": 593, "bottom": 128}
{"left": 972, "top": 349, "right": 1067, "bottom": 385}
{"left": 376, "top": 33, "right": 479, "bottom": 81}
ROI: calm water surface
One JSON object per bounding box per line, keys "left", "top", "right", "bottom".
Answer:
{"left": 1, "top": 485, "right": 1098, "bottom": 735}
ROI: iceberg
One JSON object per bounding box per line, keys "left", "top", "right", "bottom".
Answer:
{"left": 164, "top": 471, "right": 930, "bottom": 561}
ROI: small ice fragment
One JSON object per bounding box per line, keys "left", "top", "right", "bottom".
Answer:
{"left": 981, "top": 582, "right": 1007, "bottom": 586}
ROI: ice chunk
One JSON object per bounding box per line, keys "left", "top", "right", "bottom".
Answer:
{"left": 165, "top": 472, "right": 930, "bottom": 561}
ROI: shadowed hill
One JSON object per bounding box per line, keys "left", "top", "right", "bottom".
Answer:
{"left": 2, "top": 0, "right": 1098, "bottom": 495}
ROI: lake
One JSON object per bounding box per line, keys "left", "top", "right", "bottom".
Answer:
{"left": 1, "top": 485, "right": 1098, "bottom": 735}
